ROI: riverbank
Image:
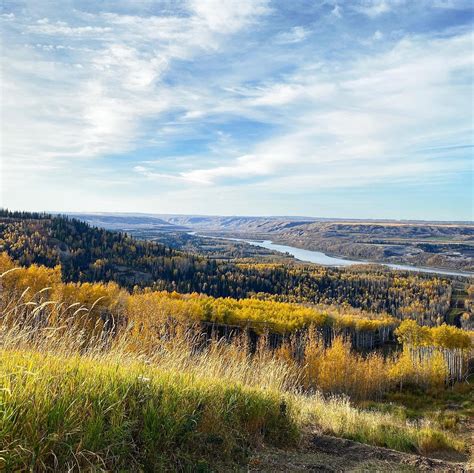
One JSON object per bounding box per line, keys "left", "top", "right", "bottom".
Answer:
{"left": 196, "top": 233, "right": 474, "bottom": 278}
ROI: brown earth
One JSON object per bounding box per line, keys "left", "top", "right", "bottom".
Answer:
{"left": 246, "top": 433, "right": 471, "bottom": 472}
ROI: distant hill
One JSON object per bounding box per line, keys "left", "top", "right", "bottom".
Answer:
{"left": 67, "top": 213, "right": 188, "bottom": 232}
{"left": 152, "top": 214, "right": 474, "bottom": 272}
{"left": 155, "top": 214, "right": 318, "bottom": 233}
{"left": 155, "top": 214, "right": 473, "bottom": 231}
{"left": 154, "top": 213, "right": 474, "bottom": 237}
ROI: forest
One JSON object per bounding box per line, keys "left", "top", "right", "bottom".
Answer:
{"left": 0, "top": 210, "right": 468, "bottom": 326}
{"left": 0, "top": 250, "right": 471, "bottom": 388}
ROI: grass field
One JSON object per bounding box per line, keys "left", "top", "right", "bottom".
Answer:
{"left": 0, "top": 341, "right": 467, "bottom": 471}
{"left": 1, "top": 349, "right": 300, "bottom": 471}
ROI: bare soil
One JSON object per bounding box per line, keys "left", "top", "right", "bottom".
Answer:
{"left": 246, "top": 433, "right": 471, "bottom": 472}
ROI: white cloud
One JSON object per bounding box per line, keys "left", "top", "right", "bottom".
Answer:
{"left": 1, "top": 1, "right": 271, "bottom": 183}
{"left": 133, "top": 165, "right": 209, "bottom": 184}
{"left": 189, "top": 0, "right": 270, "bottom": 33}
{"left": 354, "top": 0, "right": 402, "bottom": 18}
{"left": 247, "top": 81, "right": 337, "bottom": 107}
{"left": 164, "top": 31, "right": 473, "bottom": 187}
{"left": 29, "top": 19, "right": 112, "bottom": 36}
{"left": 181, "top": 154, "right": 270, "bottom": 183}
{"left": 373, "top": 30, "right": 383, "bottom": 40}
{"left": 331, "top": 4, "right": 343, "bottom": 18}
{"left": 92, "top": 44, "right": 168, "bottom": 91}
{"left": 276, "top": 26, "right": 310, "bottom": 44}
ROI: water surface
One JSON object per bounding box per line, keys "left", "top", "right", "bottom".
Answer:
{"left": 198, "top": 234, "right": 473, "bottom": 278}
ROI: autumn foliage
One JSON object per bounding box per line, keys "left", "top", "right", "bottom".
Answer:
{"left": 1, "top": 252, "right": 472, "bottom": 401}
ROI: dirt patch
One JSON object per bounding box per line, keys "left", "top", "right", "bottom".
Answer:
{"left": 246, "top": 433, "right": 469, "bottom": 472}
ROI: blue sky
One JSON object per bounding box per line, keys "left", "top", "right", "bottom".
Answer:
{"left": 1, "top": 0, "right": 473, "bottom": 220}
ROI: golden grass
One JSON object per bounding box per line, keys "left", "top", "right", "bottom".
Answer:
{"left": 0, "top": 349, "right": 298, "bottom": 471}
{"left": 297, "top": 394, "right": 464, "bottom": 455}
{"left": 0, "top": 285, "right": 468, "bottom": 470}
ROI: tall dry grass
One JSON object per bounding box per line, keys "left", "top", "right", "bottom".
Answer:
{"left": 0, "top": 283, "right": 467, "bottom": 470}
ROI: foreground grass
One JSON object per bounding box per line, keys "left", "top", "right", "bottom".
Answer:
{"left": 363, "top": 384, "right": 474, "bottom": 432}
{"left": 0, "top": 349, "right": 466, "bottom": 472}
{"left": 0, "top": 349, "right": 298, "bottom": 471}
{"left": 298, "top": 394, "right": 465, "bottom": 455}
{"left": 361, "top": 386, "right": 474, "bottom": 464}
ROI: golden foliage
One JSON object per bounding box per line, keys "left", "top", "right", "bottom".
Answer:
{"left": 395, "top": 320, "right": 471, "bottom": 350}
{"left": 302, "top": 334, "right": 390, "bottom": 400}
{"left": 0, "top": 252, "right": 471, "bottom": 399}
{"left": 388, "top": 347, "right": 449, "bottom": 390}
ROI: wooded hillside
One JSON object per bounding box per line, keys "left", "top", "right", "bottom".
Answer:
{"left": 0, "top": 210, "right": 457, "bottom": 323}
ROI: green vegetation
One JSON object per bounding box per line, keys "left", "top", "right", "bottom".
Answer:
{"left": 367, "top": 384, "right": 474, "bottom": 432}
{"left": 0, "top": 322, "right": 467, "bottom": 471}
{"left": 361, "top": 383, "right": 474, "bottom": 464}
{"left": 299, "top": 394, "right": 464, "bottom": 454}
{"left": 0, "top": 350, "right": 297, "bottom": 471}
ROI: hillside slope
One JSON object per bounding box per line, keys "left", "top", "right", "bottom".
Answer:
{"left": 0, "top": 210, "right": 457, "bottom": 322}
{"left": 70, "top": 213, "right": 187, "bottom": 231}
{"left": 273, "top": 221, "right": 474, "bottom": 272}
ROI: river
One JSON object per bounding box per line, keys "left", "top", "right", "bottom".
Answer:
{"left": 194, "top": 234, "right": 473, "bottom": 278}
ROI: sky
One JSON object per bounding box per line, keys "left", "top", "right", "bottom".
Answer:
{"left": 1, "top": 0, "right": 473, "bottom": 220}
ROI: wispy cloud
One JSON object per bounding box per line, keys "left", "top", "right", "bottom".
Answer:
{"left": 1, "top": 0, "right": 472, "bottom": 219}
{"left": 1, "top": 1, "right": 270, "bottom": 173}
{"left": 156, "top": 30, "right": 473, "bottom": 189}
{"left": 330, "top": 4, "right": 343, "bottom": 19}
{"left": 28, "top": 18, "right": 112, "bottom": 36}
{"left": 276, "top": 26, "right": 310, "bottom": 44}
{"left": 354, "top": 0, "right": 398, "bottom": 18}
{"left": 190, "top": 0, "right": 270, "bottom": 33}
